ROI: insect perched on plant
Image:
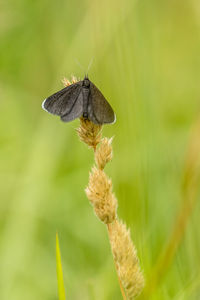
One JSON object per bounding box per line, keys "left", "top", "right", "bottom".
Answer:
{"left": 42, "top": 76, "right": 116, "bottom": 125}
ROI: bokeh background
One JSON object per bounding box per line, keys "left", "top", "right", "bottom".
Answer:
{"left": 0, "top": 0, "right": 200, "bottom": 299}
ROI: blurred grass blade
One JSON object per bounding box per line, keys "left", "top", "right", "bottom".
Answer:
{"left": 56, "top": 233, "right": 66, "bottom": 300}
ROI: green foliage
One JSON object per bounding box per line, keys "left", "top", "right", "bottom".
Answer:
{"left": 0, "top": 0, "right": 200, "bottom": 299}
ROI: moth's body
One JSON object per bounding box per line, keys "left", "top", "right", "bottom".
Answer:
{"left": 42, "top": 76, "right": 116, "bottom": 125}
{"left": 82, "top": 78, "right": 90, "bottom": 119}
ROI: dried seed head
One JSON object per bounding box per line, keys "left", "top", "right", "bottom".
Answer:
{"left": 75, "top": 98, "right": 145, "bottom": 298}
{"left": 95, "top": 137, "right": 113, "bottom": 170}
{"left": 85, "top": 167, "right": 117, "bottom": 223}
{"left": 77, "top": 118, "right": 102, "bottom": 150}
{"left": 71, "top": 75, "right": 79, "bottom": 84}
{"left": 108, "top": 220, "right": 144, "bottom": 299}
{"left": 62, "top": 78, "right": 72, "bottom": 87}
{"left": 62, "top": 76, "right": 79, "bottom": 87}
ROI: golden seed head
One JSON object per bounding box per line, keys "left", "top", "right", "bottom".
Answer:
{"left": 71, "top": 75, "right": 79, "bottom": 84}
{"left": 108, "top": 220, "right": 144, "bottom": 299}
{"left": 75, "top": 98, "right": 144, "bottom": 298}
{"left": 77, "top": 118, "right": 102, "bottom": 150}
{"left": 62, "top": 78, "right": 72, "bottom": 87}
{"left": 62, "top": 76, "right": 79, "bottom": 87}
{"left": 95, "top": 137, "right": 113, "bottom": 170}
{"left": 85, "top": 167, "right": 117, "bottom": 223}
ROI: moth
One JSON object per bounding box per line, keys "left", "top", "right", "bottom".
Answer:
{"left": 42, "top": 77, "right": 116, "bottom": 125}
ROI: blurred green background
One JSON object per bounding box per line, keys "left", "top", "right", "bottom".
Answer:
{"left": 0, "top": 0, "right": 200, "bottom": 299}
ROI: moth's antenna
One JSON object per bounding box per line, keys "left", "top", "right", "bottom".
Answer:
{"left": 86, "top": 57, "right": 94, "bottom": 76}
{"left": 74, "top": 59, "right": 85, "bottom": 73}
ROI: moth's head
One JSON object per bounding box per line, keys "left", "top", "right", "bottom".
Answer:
{"left": 83, "top": 77, "right": 90, "bottom": 87}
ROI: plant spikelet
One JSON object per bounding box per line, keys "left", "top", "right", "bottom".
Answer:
{"left": 62, "top": 75, "right": 79, "bottom": 87}
{"left": 108, "top": 220, "right": 144, "bottom": 299}
{"left": 62, "top": 77, "right": 72, "bottom": 87}
{"left": 77, "top": 118, "right": 102, "bottom": 149}
{"left": 95, "top": 137, "right": 113, "bottom": 170}
{"left": 86, "top": 167, "right": 117, "bottom": 223}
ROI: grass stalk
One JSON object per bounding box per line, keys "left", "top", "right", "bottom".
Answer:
{"left": 77, "top": 117, "right": 144, "bottom": 299}
{"left": 142, "top": 116, "right": 200, "bottom": 298}
{"left": 56, "top": 233, "right": 66, "bottom": 300}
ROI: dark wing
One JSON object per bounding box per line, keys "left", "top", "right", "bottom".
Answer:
{"left": 88, "top": 81, "right": 116, "bottom": 125}
{"left": 42, "top": 81, "right": 82, "bottom": 116}
{"left": 61, "top": 90, "right": 83, "bottom": 122}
